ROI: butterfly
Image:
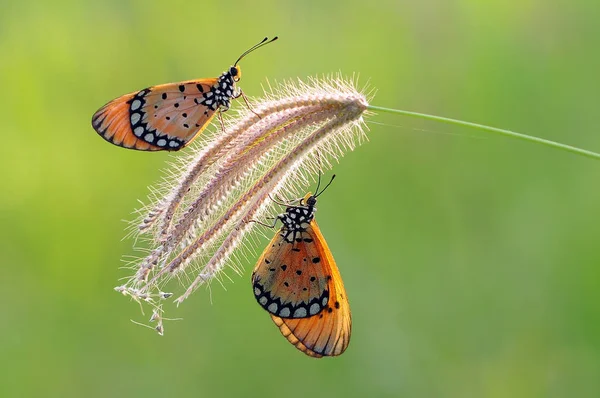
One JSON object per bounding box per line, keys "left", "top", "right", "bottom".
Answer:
{"left": 251, "top": 176, "right": 351, "bottom": 357}
{"left": 91, "top": 37, "right": 278, "bottom": 151}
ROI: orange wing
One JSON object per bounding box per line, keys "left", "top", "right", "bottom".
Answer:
{"left": 252, "top": 219, "right": 351, "bottom": 358}
{"left": 91, "top": 78, "right": 218, "bottom": 151}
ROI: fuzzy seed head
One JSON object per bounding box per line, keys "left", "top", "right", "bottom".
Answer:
{"left": 119, "top": 74, "right": 373, "bottom": 328}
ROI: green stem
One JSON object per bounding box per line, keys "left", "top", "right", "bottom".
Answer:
{"left": 368, "top": 105, "right": 600, "bottom": 160}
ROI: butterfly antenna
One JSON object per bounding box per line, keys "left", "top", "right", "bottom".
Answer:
{"left": 234, "top": 36, "right": 279, "bottom": 66}
{"left": 314, "top": 172, "right": 322, "bottom": 196}
{"left": 315, "top": 175, "right": 336, "bottom": 198}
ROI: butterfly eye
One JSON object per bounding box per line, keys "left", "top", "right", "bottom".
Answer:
{"left": 307, "top": 196, "right": 317, "bottom": 206}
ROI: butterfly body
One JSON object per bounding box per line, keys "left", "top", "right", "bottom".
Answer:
{"left": 252, "top": 192, "right": 351, "bottom": 358}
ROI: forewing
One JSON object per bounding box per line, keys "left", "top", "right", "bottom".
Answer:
{"left": 91, "top": 78, "right": 217, "bottom": 151}
{"left": 252, "top": 227, "right": 331, "bottom": 319}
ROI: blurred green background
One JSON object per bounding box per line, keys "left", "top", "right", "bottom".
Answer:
{"left": 2, "top": 0, "right": 600, "bottom": 397}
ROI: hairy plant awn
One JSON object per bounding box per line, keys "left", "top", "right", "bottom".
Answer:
{"left": 91, "top": 37, "right": 278, "bottom": 151}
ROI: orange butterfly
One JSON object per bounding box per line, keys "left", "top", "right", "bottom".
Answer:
{"left": 91, "top": 37, "right": 278, "bottom": 151}
{"left": 252, "top": 176, "right": 351, "bottom": 358}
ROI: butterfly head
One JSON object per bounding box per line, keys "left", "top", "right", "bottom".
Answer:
{"left": 301, "top": 193, "right": 317, "bottom": 209}
{"left": 306, "top": 195, "right": 317, "bottom": 207}
{"left": 229, "top": 66, "right": 241, "bottom": 82}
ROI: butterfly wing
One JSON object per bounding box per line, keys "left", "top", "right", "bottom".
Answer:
{"left": 91, "top": 78, "right": 218, "bottom": 151}
{"left": 252, "top": 219, "right": 351, "bottom": 357}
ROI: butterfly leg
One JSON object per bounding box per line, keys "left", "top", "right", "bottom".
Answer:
{"left": 268, "top": 193, "right": 305, "bottom": 207}
{"left": 239, "top": 89, "right": 262, "bottom": 119}
{"left": 268, "top": 193, "right": 290, "bottom": 207}
{"left": 218, "top": 111, "right": 226, "bottom": 133}
{"left": 247, "top": 218, "right": 279, "bottom": 229}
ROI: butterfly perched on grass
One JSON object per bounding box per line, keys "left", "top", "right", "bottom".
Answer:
{"left": 252, "top": 176, "right": 351, "bottom": 357}
{"left": 91, "top": 37, "right": 277, "bottom": 151}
